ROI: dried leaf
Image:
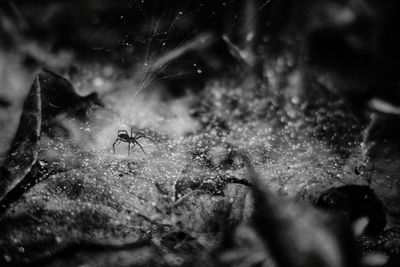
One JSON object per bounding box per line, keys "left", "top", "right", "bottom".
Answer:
{"left": 38, "top": 69, "right": 102, "bottom": 120}
{"left": 0, "top": 75, "right": 41, "bottom": 205}
{"left": 173, "top": 191, "right": 227, "bottom": 233}
{"left": 315, "top": 185, "right": 386, "bottom": 235}
{"left": 0, "top": 69, "right": 102, "bottom": 211}
{"left": 239, "top": 152, "right": 358, "bottom": 267}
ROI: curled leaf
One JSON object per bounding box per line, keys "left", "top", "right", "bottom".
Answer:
{"left": 38, "top": 69, "right": 103, "bottom": 120}
{"left": 0, "top": 69, "right": 101, "bottom": 211}
{"left": 0, "top": 75, "right": 41, "bottom": 206}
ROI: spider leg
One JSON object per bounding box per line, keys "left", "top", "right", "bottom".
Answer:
{"left": 135, "top": 134, "right": 156, "bottom": 143}
{"left": 134, "top": 141, "right": 147, "bottom": 155}
{"left": 128, "top": 141, "right": 131, "bottom": 156}
{"left": 112, "top": 138, "right": 121, "bottom": 154}
{"left": 131, "top": 127, "right": 134, "bottom": 138}
{"left": 134, "top": 132, "right": 144, "bottom": 137}
{"left": 128, "top": 142, "right": 137, "bottom": 155}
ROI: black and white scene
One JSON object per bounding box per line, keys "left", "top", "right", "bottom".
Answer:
{"left": 0, "top": 1, "right": 400, "bottom": 266}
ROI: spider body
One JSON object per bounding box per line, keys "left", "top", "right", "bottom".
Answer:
{"left": 112, "top": 128, "right": 154, "bottom": 155}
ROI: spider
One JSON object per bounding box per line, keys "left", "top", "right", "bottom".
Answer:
{"left": 112, "top": 128, "right": 154, "bottom": 155}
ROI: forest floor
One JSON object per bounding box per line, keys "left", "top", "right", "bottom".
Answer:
{"left": 1, "top": 18, "right": 400, "bottom": 267}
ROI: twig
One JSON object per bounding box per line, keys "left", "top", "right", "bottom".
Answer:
{"left": 173, "top": 190, "right": 210, "bottom": 208}
{"left": 121, "top": 205, "right": 172, "bottom": 228}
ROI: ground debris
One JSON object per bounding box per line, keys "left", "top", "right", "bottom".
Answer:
{"left": 0, "top": 74, "right": 41, "bottom": 208}
{"left": 0, "top": 69, "right": 102, "bottom": 212}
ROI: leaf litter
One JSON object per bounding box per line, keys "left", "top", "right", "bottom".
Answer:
{"left": 0, "top": 36, "right": 399, "bottom": 267}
